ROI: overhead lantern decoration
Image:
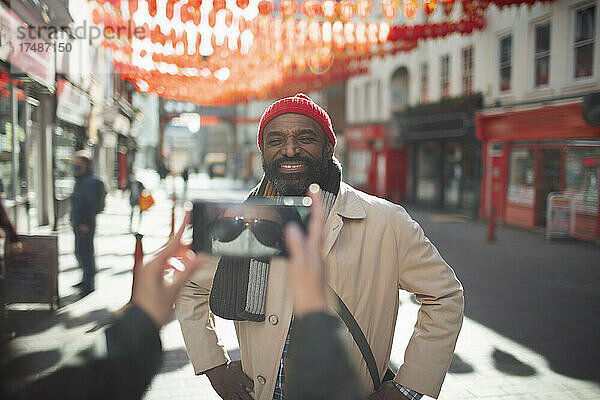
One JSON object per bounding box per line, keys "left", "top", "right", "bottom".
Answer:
{"left": 322, "top": 0, "right": 337, "bottom": 19}
{"left": 423, "top": 0, "right": 437, "bottom": 15}
{"left": 236, "top": 0, "right": 250, "bottom": 9}
{"left": 338, "top": 0, "right": 354, "bottom": 21}
{"left": 213, "top": 0, "right": 225, "bottom": 11}
{"left": 441, "top": 0, "right": 455, "bottom": 16}
{"left": 402, "top": 0, "right": 418, "bottom": 19}
{"left": 279, "top": 0, "right": 299, "bottom": 18}
{"left": 147, "top": 0, "right": 157, "bottom": 17}
{"left": 355, "top": 0, "right": 371, "bottom": 18}
{"left": 301, "top": 0, "right": 321, "bottom": 18}
{"left": 258, "top": 0, "right": 275, "bottom": 15}
{"left": 381, "top": 0, "right": 399, "bottom": 20}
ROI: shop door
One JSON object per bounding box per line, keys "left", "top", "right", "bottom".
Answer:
{"left": 536, "top": 149, "right": 561, "bottom": 226}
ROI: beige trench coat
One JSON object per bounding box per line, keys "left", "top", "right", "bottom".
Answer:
{"left": 175, "top": 182, "right": 464, "bottom": 399}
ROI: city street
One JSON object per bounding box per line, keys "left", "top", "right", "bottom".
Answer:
{"left": 5, "top": 171, "right": 600, "bottom": 399}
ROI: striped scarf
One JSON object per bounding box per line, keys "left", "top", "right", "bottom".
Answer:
{"left": 209, "top": 162, "right": 341, "bottom": 322}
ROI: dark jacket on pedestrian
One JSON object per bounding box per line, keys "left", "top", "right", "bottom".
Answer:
{"left": 127, "top": 178, "right": 145, "bottom": 207}
{"left": 4, "top": 305, "right": 163, "bottom": 400}
{"left": 70, "top": 170, "right": 98, "bottom": 226}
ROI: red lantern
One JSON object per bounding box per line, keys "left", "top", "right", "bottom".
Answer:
{"left": 147, "top": 0, "right": 157, "bottom": 17}
{"left": 307, "top": 20, "right": 321, "bottom": 44}
{"left": 236, "top": 0, "right": 249, "bottom": 9}
{"left": 213, "top": 0, "right": 225, "bottom": 11}
{"left": 128, "top": 0, "right": 138, "bottom": 16}
{"left": 441, "top": 0, "right": 455, "bottom": 16}
{"left": 166, "top": 0, "right": 177, "bottom": 19}
{"left": 355, "top": 0, "right": 371, "bottom": 18}
{"left": 378, "top": 22, "right": 390, "bottom": 43}
{"left": 301, "top": 0, "right": 321, "bottom": 18}
{"left": 366, "top": 22, "right": 378, "bottom": 45}
{"left": 208, "top": 9, "right": 217, "bottom": 27}
{"left": 279, "top": 0, "right": 299, "bottom": 18}
{"left": 402, "top": 0, "right": 418, "bottom": 19}
{"left": 423, "top": 0, "right": 437, "bottom": 15}
{"left": 322, "top": 0, "right": 337, "bottom": 19}
{"left": 338, "top": 0, "right": 354, "bottom": 21}
{"left": 462, "top": 0, "right": 477, "bottom": 15}
{"left": 258, "top": 0, "right": 275, "bottom": 15}
{"left": 381, "top": 0, "right": 399, "bottom": 20}
{"left": 92, "top": 8, "right": 102, "bottom": 24}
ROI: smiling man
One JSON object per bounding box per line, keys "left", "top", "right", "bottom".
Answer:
{"left": 176, "top": 93, "right": 464, "bottom": 400}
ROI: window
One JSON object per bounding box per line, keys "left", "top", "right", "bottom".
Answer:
{"left": 507, "top": 148, "right": 535, "bottom": 206}
{"left": 574, "top": 5, "right": 595, "bottom": 79}
{"left": 420, "top": 62, "right": 429, "bottom": 103}
{"left": 534, "top": 22, "right": 550, "bottom": 87}
{"left": 462, "top": 46, "right": 473, "bottom": 94}
{"left": 440, "top": 55, "right": 450, "bottom": 98}
{"left": 499, "top": 34, "right": 512, "bottom": 93}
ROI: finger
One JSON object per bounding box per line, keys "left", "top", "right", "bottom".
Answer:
{"left": 285, "top": 223, "right": 306, "bottom": 263}
{"left": 306, "top": 186, "right": 325, "bottom": 247}
{"left": 174, "top": 210, "right": 192, "bottom": 243}
{"left": 170, "top": 253, "right": 205, "bottom": 294}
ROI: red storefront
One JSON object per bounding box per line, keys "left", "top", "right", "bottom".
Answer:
{"left": 477, "top": 99, "right": 600, "bottom": 242}
{"left": 345, "top": 124, "right": 407, "bottom": 202}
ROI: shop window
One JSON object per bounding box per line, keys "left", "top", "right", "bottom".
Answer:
{"left": 417, "top": 141, "right": 441, "bottom": 203}
{"left": 565, "top": 147, "right": 599, "bottom": 209}
{"left": 573, "top": 4, "right": 595, "bottom": 79}
{"left": 348, "top": 148, "right": 371, "bottom": 187}
{"left": 440, "top": 55, "right": 450, "bottom": 99}
{"left": 391, "top": 67, "right": 409, "bottom": 112}
{"left": 462, "top": 46, "right": 473, "bottom": 95}
{"left": 420, "top": 62, "right": 429, "bottom": 104}
{"left": 0, "top": 82, "right": 13, "bottom": 198}
{"left": 507, "top": 149, "right": 535, "bottom": 206}
{"left": 54, "top": 126, "right": 77, "bottom": 200}
{"left": 499, "top": 34, "right": 512, "bottom": 93}
{"left": 534, "top": 22, "right": 550, "bottom": 87}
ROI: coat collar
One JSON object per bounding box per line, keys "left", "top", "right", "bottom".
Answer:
{"left": 331, "top": 182, "right": 366, "bottom": 220}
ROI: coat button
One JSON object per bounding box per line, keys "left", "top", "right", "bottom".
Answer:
{"left": 268, "top": 315, "right": 278, "bottom": 325}
{"left": 257, "top": 375, "right": 266, "bottom": 385}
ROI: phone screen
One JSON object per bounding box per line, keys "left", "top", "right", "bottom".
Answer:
{"left": 192, "top": 197, "right": 311, "bottom": 258}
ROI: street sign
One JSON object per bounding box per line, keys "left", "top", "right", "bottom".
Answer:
{"left": 545, "top": 193, "right": 572, "bottom": 240}
{"left": 4, "top": 234, "right": 59, "bottom": 309}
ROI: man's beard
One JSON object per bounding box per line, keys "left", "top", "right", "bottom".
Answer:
{"left": 262, "top": 148, "right": 331, "bottom": 196}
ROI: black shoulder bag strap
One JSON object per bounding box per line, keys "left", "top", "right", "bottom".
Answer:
{"left": 331, "top": 289, "right": 382, "bottom": 391}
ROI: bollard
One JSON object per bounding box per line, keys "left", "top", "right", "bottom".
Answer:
{"left": 170, "top": 193, "right": 177, "bottom": 238}
{"left": 131, "top": 233, "right": 144, "bottom": 301}
{"left": 486, "top": 207, "right": 496, "bottom": 243}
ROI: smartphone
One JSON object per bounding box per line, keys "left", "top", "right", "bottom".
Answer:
{"left": 191, "top": 197, "right": 312, "bottom": 258}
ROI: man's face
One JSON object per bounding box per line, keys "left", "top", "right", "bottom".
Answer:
{"left": 261, "top": 113, "right": 332, "bottom": 195}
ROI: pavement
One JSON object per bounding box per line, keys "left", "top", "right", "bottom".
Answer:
{"left": 4, "top": 170, "right": 600, "bottom": 399}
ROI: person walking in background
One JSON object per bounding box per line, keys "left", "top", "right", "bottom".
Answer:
{"left": 70, "top": 150, "right": 101, "bottom": 296}
{"left": 127, "top": 171, "right": 145, "bottom": 233}
{"left": 182, "top": 167, "right": 189, "bottom": 198}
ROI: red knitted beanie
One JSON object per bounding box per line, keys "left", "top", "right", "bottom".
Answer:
{"left": 257, "top": 93, "right": 336, "bottom": 152}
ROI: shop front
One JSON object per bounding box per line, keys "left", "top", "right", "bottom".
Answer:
{"left": 54, "top": 79, "right": 92, "bottom": 222}
{"left": 345, "top": 124, "right": 407, "bottom": 202}
{"left": 0, "top": 2, "right": 56, "bottom": 230}
{"left": 477, "top": 98, "right": 600, "bottom": 242}
{"left": 399, "top": 95, "right": 482, "bottom": 217}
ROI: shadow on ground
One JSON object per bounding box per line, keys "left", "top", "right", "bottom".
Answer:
{"left": 408, "top": 208, "right": 600, "bottom": 382}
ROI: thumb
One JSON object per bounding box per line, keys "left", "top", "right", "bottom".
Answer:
{"left": 285, "top": 223, "right": 305, "bottom": 262}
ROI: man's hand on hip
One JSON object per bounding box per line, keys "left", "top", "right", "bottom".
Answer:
{"left": 206, "top": 360, "right": 254, "bottom": 400}
{"left": 368, "top": 382, "right": 411, "bottom": 400}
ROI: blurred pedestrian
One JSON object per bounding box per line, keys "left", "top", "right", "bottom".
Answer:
{"left": 126, "top": 171, "right": 145, "bottom": 232}
{"left": 70, "top": 150, "right": 101, "bottom": 296}
{"left": 182, "top": 167, "right": 189, "bottom": 198}
{"left": 177, "top": 93, "right": 464, "bottom": 400}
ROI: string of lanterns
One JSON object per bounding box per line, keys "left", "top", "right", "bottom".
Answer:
{"left": 89, "top": 0, "right": 553, "bottom": 105}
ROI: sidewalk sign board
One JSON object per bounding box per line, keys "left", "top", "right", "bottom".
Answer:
{"left": 545, "top": 193, "right": 572, "bottom": 240}
{"left": 4, "top": 234, "right": 59, "bottom": 309}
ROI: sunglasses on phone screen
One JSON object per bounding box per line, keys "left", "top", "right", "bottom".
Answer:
{"left": 212, "top": 217, "right": 283, "bottom": 248}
